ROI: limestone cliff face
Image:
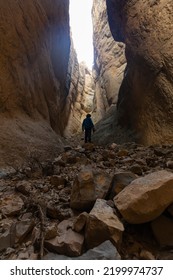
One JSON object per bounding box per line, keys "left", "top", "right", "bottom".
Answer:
{"left": 106, "top": 0, "right": 173, "bottom": 144}
{"left": 64, "top": 41, "right": 95, "bottom": 136}
{"left": 92, "top": 0, "right": 126, "bottom": 122}
{"left": 0, "top": 0, "right": 70, "bottom": 165}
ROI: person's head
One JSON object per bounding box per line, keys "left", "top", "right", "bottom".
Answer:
{"left": 86, "top": 114, "right": 91, "bottom": 118}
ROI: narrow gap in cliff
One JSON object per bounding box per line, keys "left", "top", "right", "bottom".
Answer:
{"left": 69, "top": 0, "right": 94, "bottom": 69}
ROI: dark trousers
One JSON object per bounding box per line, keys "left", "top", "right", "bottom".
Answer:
{"left": 85, "top": 128, "right": 92, "bottom": 143}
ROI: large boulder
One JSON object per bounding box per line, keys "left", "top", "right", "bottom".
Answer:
{"left": 70, "top": 167, "right": 96, "bottom": 211}
{"left": 85, "top": 199, "right": 124, "bottom": 249}
{"left": 70, "top": 167, "right": 111, "bottom": 211}
{"left": 114, "top": 170, "right": 173, "bottom": 224}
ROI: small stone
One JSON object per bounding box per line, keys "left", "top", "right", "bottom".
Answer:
{"left": 17, "top": 252, "right": 29, "bottom": 259}
{"left": 50, "top": 175, "right": 66, "bottom": 187}
{"left": 82, "top": 143, "right": 95, "bottom": 151}
{"left": 109, "top": 143, "right": 118, "bottom": 150}
{"left": 1, "top": 195, "right": 24, "bottom": 217}
{"left": 24, "top": 167, "right": 32, "bottom": 177}
{"left": 129, "top": 164, "right": 143, "bottom": 175}
{"left": 117, "top": 149, "right": 129, "bottom": 157}
{"left": 166, "top": 161, "right": 173, "bottom": 169}
{"left": 15, "top": 181, "right": 31, "bottom": 195}
{"left": 64, "top": 146, "right": 72, "bottom": 152}
{"left": 5, "top": 247, "right": 15, "bottom": 255}
{"left": 45, "top": 224, "right": 57, "bottom": 240}
{"left": 140, "top": 249, "right": 155, "bottom": 260}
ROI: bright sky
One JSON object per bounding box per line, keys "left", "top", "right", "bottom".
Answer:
{"left": 69, "top": 0, "right": 94, "bottom": 69}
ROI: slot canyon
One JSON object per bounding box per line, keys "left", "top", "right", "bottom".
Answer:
{"left": 1, "top": 0, "right": 173, "bottom": 260}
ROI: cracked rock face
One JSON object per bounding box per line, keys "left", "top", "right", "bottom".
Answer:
{"left": 106, "top": 0, "right": 173, "bottom": 145}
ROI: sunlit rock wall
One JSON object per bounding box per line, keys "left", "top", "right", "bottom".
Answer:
{"left": 92, "top": 0, "right": 126, "bottom": 123}
{"left": 106, "top": 0, "right": 173, "bottom": 144}
{"left": 0, "top": 0, "right": 70, "bottom": 166}
{"left": 64, "top": 40, "right": 95, "bottom": 136}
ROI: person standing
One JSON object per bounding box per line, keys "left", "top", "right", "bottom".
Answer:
{"left": 82, "top": 114, "right": 95, "bottom": 143}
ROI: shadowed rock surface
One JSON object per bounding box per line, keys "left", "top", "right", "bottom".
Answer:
{"left": 106, "top": 0, "right": 173, "bottom": 144}
{"left": 0, "top": 0, "right": 70, "bottom": 166}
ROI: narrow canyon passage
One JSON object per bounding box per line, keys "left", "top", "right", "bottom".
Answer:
{"left": 1, "top": 0, "right": 173, "bottom": 261}
{"left": 64, "top": 0, "right": 126, "bottom": 143}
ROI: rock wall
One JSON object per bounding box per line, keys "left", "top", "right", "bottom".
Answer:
{"left": 0, "top": 0, "right": 70, "bottom": 166}
{"left": 106, "top": 0, "right": 173, "bottom": 144}
{"left": 64, "top": 41, "right": 95, "bottom": 136}
{"left": 92, "top": 0, "right": 126, "bottom": 122}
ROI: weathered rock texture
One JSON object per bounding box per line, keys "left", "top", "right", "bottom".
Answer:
{"left": 64, "top": 40, "right": 95, "bottom": 136}
{"left": 106, "top": 0, "right": 173, "bottom": 145}
{"left": 92, "top": 0, "right": 126, "bottom": 122}
{"left": 0, "top": 0, "right": 70, "bottom": 166}
{"left": 114, "top": 170, "right": 173, "bottom": 224}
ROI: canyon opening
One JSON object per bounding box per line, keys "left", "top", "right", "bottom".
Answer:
{"left": 69, "top": 0, "right": 94, "bottom": 69}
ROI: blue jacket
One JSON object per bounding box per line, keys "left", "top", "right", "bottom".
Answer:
{"left": 82, "top": 117, "right": 94, "bottom": 130}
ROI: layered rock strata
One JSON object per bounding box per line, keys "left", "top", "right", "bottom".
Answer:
{"left": 106, "top": 0, "right": 173, "bottom": 144}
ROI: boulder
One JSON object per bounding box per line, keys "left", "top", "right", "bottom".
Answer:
{"left": 114, "top": 170, "right": 173, "bottom": 224}
{"left": 85, "top": 199, "right": 124, "bottom": 249}
{"left": 15, "top": 181, "right": 31, "bottom": 195}
{"left": 94, "top": 171, "right": 112, "bottom": 199}
{"left": 15, "top": 220, "right": 35, "bottom": 243}
{"left": 107, "top": 172, "right": 138, "bottom": 198}
{"left": 70, "top": 167, "right": 112, "bottom": 211}
{"left": 1, "top": 195, "right": 24, "bottom": 217}
{"left": 45, "top": 224, "right": 58, "bottom": 240}
{"left": 43, "top": 240, "right": 121, "bottom": 260}
{"left": 73, "top": 212, "right": 89, "bottom": 233}
{"left": 70, "top": 167, "right": 96, "bottom": 211}
{"left": 46, "top": 204, "right": 73, "bottom": 221}
{"left": 151, "top": 215, "right": 173, "bottom": 247}
{"left": 44, "top": 219, "right": 84, "bottom": 257}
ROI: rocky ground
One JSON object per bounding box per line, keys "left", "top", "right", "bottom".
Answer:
{"left": 1, "top": 136, "right": 173, "bottom": 260}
